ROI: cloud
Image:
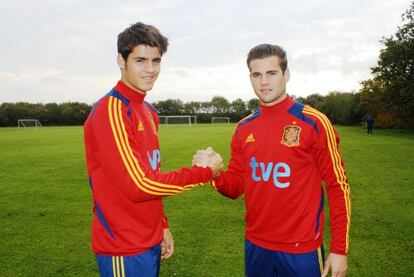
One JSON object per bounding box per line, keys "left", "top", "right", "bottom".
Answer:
{"left": 0, "top": 0, "right": 412, "bottom": 103}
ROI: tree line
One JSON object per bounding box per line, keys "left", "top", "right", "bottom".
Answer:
{"left": 0, "top": 102, "right": 91, "bottom": 127}
{"left": 0, "top": 98, "right": 258, "bottom": 126}
{"left": 0, "top": 90, "right": 400, "bottom": 127}
{"left": 1, "top": 2, "right": 413, "bottom": 128}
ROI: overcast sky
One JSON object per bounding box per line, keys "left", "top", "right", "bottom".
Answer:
{"left": 0, "top": 0, "right": 411, "bottom": 104}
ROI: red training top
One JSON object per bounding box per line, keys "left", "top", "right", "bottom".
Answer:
{"left": 213, "top": 96, "right": 351, "bottom": 255}
{"left": 84, "top": 81, "right": 212, "bottom": 255}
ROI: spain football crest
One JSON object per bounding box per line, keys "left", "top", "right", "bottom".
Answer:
{"left": 148, "top": 114, "right": 158, "bottom": 136}
{"left": 281, "top": 125, "right": 301, "bottom": 147}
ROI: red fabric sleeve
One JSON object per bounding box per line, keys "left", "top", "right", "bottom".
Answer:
{"left": 90, "top": 96, "right": 212, "bottom": 202}
{"left": 312, "top": 114, "right": 351, "bottom": 255}
{"left": 213, "top": 130, "right": 245, "bottom": 199}
{"left": 161, "top": 205, "right": 169, "bottom": 228}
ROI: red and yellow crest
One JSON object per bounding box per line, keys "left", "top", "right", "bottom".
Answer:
{"left": 281, "top": 125, "right": 301, "bottom": 147}
{"left": 148, "top": 114, "right": 158, "bottom": 136}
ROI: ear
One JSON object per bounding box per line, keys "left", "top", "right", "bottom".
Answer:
{"left": 117, "top": 53, "right": 126, "bottom": 70}
{"left": 284, "top": 68, "right": 290, "bottom": 83}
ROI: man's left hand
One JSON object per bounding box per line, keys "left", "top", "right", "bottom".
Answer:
{"left": 322, "top": 253, "right": 348, "bottom": 277}
{"left": 161, "top": 228, "right": 174, "bottom": 259}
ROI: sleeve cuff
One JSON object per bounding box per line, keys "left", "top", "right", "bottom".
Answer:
{"left": 162, "top": 216, "right": 169, "bottom": 228}
{"left": 192, "top": 165, "right": 213, "bottom": 183}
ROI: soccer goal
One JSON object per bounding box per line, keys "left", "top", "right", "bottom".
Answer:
{"left": 211, "top": 117, "right": 230, "bottom": 124}
{"left": 17, "top": 119, "right": 43, "bottom": 129}
{"left": 158, "top": 115, "right": 197, "bottom": 126}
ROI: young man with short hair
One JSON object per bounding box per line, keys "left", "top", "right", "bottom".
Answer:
{"left": 196, "top": 44, "right": 351, "bottom": 277}
{"left": 83, "top": 22, "right": 222, "bottom": 277}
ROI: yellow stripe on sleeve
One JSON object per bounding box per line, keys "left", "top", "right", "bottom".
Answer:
{"left": 240, "top": 113, "right": 253, "bottom": 122}
{"left": 108, "top": 97, "right": 203, "bottom": 196}
{"left": 303, "top": 107, "right": 351, "bottom": 210}
{"left": 108, "top": 97, "right": 169, "bottom": 195}
{"left": 114, "top": 98, "right": 205, "bottom": 191}
{"left": 304, "top": 108, "right": 348, "bottom": 187}
{"left": 303, "top": 106, "right": 351, "bottom": 252}
{"left": 112, "top": 99, "right": 186, "bottom": 194}
{"left": 211, "top": 180, "right": 218, "bottom": 190}
{"left": 303, "top": 108, "right": 351, "bottom": 217}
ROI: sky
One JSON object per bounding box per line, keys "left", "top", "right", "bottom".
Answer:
{"left": 0, "top": 0, "right": 411, "bottom": 104}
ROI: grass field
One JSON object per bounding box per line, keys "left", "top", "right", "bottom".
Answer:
{"left": 0, "top": 124, "right": 413, "bottom": 276}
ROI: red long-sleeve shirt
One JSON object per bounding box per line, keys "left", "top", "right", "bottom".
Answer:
{"left": 213, "top": 96, "right": 351, "bottom": 255}
{"left": 84, "top": 81, "right": 212, "bottom": 255}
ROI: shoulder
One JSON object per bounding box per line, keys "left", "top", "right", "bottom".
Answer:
{"left": 299, "top": 105, "right": 340, "bottom": 140}
{"left": 287, "top": 102, "right": 334, "bottom": 133}
{"left": 236, "top": 109, "right": 261, "bottom": 129}
{"left": 300, "top": 105, "right": 332, "bottom": 127}
{"left": 91, "top": 89, "right": 132, "bottom": 120}
{"left": 144, "top": 101, "right": 160, "bottom": 116}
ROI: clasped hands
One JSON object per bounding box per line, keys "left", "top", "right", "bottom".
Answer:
{"left": 192, "top": 147, "right": 223, "bottom": 178}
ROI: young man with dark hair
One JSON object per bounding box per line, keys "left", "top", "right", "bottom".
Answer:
{"left": 83, "top": 22, "right": 222, "bottom": 277}
{"left": 195, "top": 44, "right": 351, "bottom": 277}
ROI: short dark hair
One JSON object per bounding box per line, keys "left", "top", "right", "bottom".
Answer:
{"left": 247, "top": 44, "right": 288, "bottom": 73}
{"left": 117, "top": 22, "right": 169, "bottom": 61}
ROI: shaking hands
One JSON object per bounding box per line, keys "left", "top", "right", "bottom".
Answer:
{"left": 192, "top": 147, "right": 223, "bottom": 178}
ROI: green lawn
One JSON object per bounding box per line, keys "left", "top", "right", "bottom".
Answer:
{"left": 0, "top": 125, "right": 413, "bottom": 276}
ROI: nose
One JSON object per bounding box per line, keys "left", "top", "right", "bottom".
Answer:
{"left": 260, "top": 75, "right": 269, "bottom": 86}
{"left": 145, "top": 62, "right": 155, "bottom": 73}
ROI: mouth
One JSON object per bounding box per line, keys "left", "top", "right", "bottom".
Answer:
{"left": 260, "top": 89, "right": 272, "bottom": 94}
{"left": 142, "top": 76, "right": 154, "bottom": 81}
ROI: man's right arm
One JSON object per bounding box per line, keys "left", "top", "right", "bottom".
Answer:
{"left": 85, "top": 96, "right": 216, "bottom": 202}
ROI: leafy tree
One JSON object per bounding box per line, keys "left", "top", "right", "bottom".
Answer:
{"left": 360, "top": 1, "right": 414, "bottom": 128}
{"left": 44, "top": 103, "right": 62, "bottom": 125}
{"left": 230, "top": 99, "right": 247, "bottom": 114}
{"left": 210, "top": 96, "right": 230, "bottom": 114}
{"left": 297, "top": 93, "right": 325, "bottom": 110}
{"left": 320, "top": 92, "right": 355, "bottom": 125}
{"left": 200, "top": 101, "right": 214, "bottom": 113}
{"left": 154, "top": 99, "right": 184, "bottom": 115}
{"left": 247, "top": 98, "right": 260, "bottom": 112}
{"left": 183, "top": 101, "right": 201, "bottom": 114}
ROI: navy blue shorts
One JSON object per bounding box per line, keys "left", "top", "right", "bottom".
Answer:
{"left": 245, "top": 240, "right": 325, "bottom": 277}
{"left": 96, "top": 244, "right": 161, "bottom": 277}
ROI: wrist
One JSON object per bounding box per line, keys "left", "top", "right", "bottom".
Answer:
{"left": 330, "top": 250, "right": 348, "bottom": 256}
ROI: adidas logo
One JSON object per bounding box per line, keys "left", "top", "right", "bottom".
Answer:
{"left": 245, "top": 133, "right": 255, "bottom": 143}
{"left": 138, "top": 121, "right": 144, "bottom": 131}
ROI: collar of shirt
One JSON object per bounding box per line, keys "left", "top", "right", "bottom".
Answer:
{"left": 114, "top": 81, "right": 146, "bottom": 104}
{"left": 259, "top": 95, "right": 294, "bottom": 115}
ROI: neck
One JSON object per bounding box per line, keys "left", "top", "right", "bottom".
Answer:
{"left": 260, "top": 92, "right": 287, "bottom": 107}
{"left": 120, "top": 76, "right": 146, "bottom": 96}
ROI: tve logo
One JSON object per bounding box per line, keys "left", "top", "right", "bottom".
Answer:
{"left": 249, "top": 157, "right": 291, "bottom": 188}
{"left": 147, "top": 149, "right": 161, "bottom": 170}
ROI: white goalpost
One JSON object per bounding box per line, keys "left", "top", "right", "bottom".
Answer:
{"left": 17, "top": 119, "right": 43, "bottom": 129}
{"left": 211, "top": 117, "right": 230, "bottom": 124}
{"left": 158, "top": 115, "right": 197, "bottom": 126}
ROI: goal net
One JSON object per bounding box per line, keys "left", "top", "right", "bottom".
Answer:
{"left": 158, "top": 115, "right": 197, "bottom": 126}
{"left": 211, "top": 117, "right": 230, "bottom": 124}
{"left": 17, "top": 119, "right": 42, "bottom": 128}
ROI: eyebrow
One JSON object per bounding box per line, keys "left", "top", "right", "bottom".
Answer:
{"left": 134, "top": 57, "right": 161, "bottom": 61}
{"left": 251, "top": 69, "right": 279, "bottom": 75}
